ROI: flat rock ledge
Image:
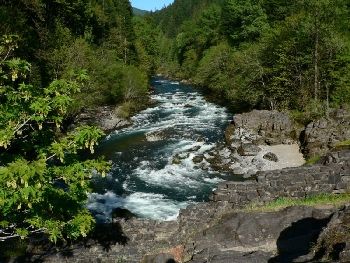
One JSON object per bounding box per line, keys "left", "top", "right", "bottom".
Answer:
{"left": 210, "top": 150, "right": 350, "bottom": 206}
{"left": 13, "top": 150, "right": 350, "bottom": 263}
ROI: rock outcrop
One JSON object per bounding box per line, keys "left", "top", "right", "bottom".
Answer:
{"left": 186, "top": 206, "right": 336, "bottom": 263}
{"left": 312, "top": 205, "right": 350, "bottom": 262}
{"left": 20, "top": 204, "right": 350, "bottom": 263}
{"left": 73, "top": 106, "right": 132, "bottom": 132}
{"left": 225, "top": 110, "right": 298, "bottom": 147}
{"left": 302, "top": 109, "right": 350, "bottom": 157}
{"left": 206, "top": 110, "right": 305, "bottom": 177}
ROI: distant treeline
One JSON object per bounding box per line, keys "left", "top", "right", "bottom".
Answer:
{"left": 148, "top": 0, "right": 350, "bottom": 117}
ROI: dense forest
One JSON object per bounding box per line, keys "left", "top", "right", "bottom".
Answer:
{"left": 149, "top": 0, "right": 350, "bottom": 119}
{"left": 1, "top": 0, "right": 350, "bottom": 246}
{"left": 0, "top": 0, "right": 158, "bottom": 243}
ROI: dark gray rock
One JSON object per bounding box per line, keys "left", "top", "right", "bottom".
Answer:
{"left": 302, "top": 109, "right": 350, "bottom": 158}
{"left": 142, "top": 253, "right": 176, "bottom": 263}
{"left": 186, "top": 206, "right": 336, "bottom": 263}
{"left": 73, "top": 106, "right": 132, "bottom": 132}
{"left": 210, "top": 150, "right": 350, "bottom": 206}
{"left": 227, "top": 110, "right": 298, "bottom": 146}
{"left": 263, "top": 152, "right": 279, "bottom": 162}
{"left": 172, "top": 152, "right": 190, "bottom": 164}
{"left": 311, "top": 205, "right": 350, "bottom": 262}
{"left": 238, "top": 143, "right": 261, "bottom": 156}
{"left": 190, "top": 146, "right": 201, "bottom": 152}
{"left": 192, "top": 155, "right": 204, "bottom": 164}
{"left": 111, "top": 208, "right": 136, "bottom": 221}
{"left": 190, "top": 249, "right": 272, "bottom": 263}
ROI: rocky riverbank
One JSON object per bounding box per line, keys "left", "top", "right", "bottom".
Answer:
{"left": 16, "top": 183, "right": 350, "bottom": 262}
{"left": 302, "top": 109, "right": 350, "bottom": 157}
{"left": 204, "top": 109, "right": 350, "bottom": 179}
{"left": 36, "top": 148, "right": 349, "bottom": 262}
{"left": 72, "top": 106, "right": 132, "bottom": 133}
{"left": 201, "top": 110, "right": 305, "bottom": 178}
{"left": 71, "top": 94, "right": 155, "bottom": 133}
{"left": 2, "top": 109, "right": 350, "bottom": 263}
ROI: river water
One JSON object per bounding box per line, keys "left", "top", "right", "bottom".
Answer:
{"left": 88, "top": 78, "right": 231, "bottom": 222}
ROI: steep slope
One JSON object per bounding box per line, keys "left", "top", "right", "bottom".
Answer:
{"left": 152, "top": 0, "right": 224, "bottom": 36}
{"left": 132, "top": 7, "right": 148, "bottom": 16}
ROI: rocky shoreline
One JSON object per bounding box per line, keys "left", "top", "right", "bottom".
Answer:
{"left": 3, "top": 109, "right": 350, "bottom": 263}
{"left": 72, "top": 106, "right": 133, "bottom": 133}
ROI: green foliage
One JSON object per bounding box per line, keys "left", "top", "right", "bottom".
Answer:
{"left": 0, "top": 0, "right": 149, "bottom": 110}
{"left": 221, "top": 0, "right": 269, "bottom": 45}
{"left": 152, "top": 0, "right": 224, "bottom": 37}
{"left": 119, "top": 65, "right": 148, "bottom": 102}
{"left": 304, "top": 155, "right": 322, "bottom": 166}
{"left": 116, "top": 101, "right": 140, "bottom": 119}
{"left": 133, "top": 16, "right": 160, "bottom": 75}
{"left": 194, "top": 43, "right": 233, "bottom": 93}
{"left": 151, "top": 0, "right": 350, "bottom": 113}
{"left": 335, "top": 140, "right": 350, "bottom": 148}
{"left": 0, "top": 0, "right": 153, "bottom": 245}
{"left": 0, "top": 37, "right": 110, "bottom": 242}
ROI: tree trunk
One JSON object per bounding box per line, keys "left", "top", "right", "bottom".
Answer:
{"left": 326, "top": 83, "right": 330, "bottom": 118}
{"left": 124, "top": 37, "right": 127, "bottom": 64}
{"left": 314, "top": 8, "right": 320, "bottom": 103}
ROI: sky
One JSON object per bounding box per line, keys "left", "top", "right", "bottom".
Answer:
{"left": 130, "top": 0, "right": 174, "bottom": 11}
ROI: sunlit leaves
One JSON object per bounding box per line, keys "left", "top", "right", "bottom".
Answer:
{"left": 0, "top": 35, "right": 109, "bottom": 242}
{"left": 5, "top": 59, "right": 31, "bottom": 81}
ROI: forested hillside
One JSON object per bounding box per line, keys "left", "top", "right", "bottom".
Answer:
{"left": 0, "top": 0, "right": 158, "bottom": 243}
{"left": 133, "top": 7, "right": 149, "bottom": 16}
{"left": 0, "top": 0, "right": 157, "bottom": 113}
{"left": 150, "top": 0, "right": 350, "bottom": 116}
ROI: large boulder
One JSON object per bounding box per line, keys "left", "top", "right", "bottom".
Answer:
{"left": 263, "top": 152, "right": 279, "bottom": 162}
{"left": 74, "top": 106, "right": 131, "bottom": 132}
{"left": 302, "top": 109, "right": 350, "bottom": 158}
{"left": 312, "top": 205, "right": 350, "bottom": 262}
{"left": 185, "top": 206, "right": 336, "bottom": 263}
{"left": 226, "top": 110, "right": 298, "bottom": 147}
{"left": 237, "top": 143, "right": 261, "bottom": 156}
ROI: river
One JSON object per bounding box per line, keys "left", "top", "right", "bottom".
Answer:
{"left": 87, "top": 78, "right": 232, "bottom": 222}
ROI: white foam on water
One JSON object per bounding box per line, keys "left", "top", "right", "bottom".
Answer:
{"left": 92, "top": 79, "right": 230, "bottom": 221}
{"left": 104, "top": 93, "right": 228, "bottom": 142}
{"left": 134, "top": 163, "right": 202, "bottom": 190}
{"left": 87, "top": 191, "right": 190, "bottom": 221}
{"left": 108, "top": 91, "right": 228, "bottom": 135}
{"left": 130, "top": 140, "right": 220, "bottom": 192}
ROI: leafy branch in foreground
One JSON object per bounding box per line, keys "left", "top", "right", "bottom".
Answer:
{"left": 0, "top": 36, "right": 110, "bottom": 243}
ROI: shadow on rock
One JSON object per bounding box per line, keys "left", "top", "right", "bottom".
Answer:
{"left": 142, "top": 253, "right": 177, "bottom": 263}
{"left": 0, "top": 222, "right": 129, "bottom": 263}
{"left": 87, "top": 221, "right": 129, "bottom": 251}
{"left": 269, "top": 217, "right": 332, "bottom": 263}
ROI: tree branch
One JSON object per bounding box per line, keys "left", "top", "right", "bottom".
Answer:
{"left": 0, "top": 228, "right": 44, "bottom": 241}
